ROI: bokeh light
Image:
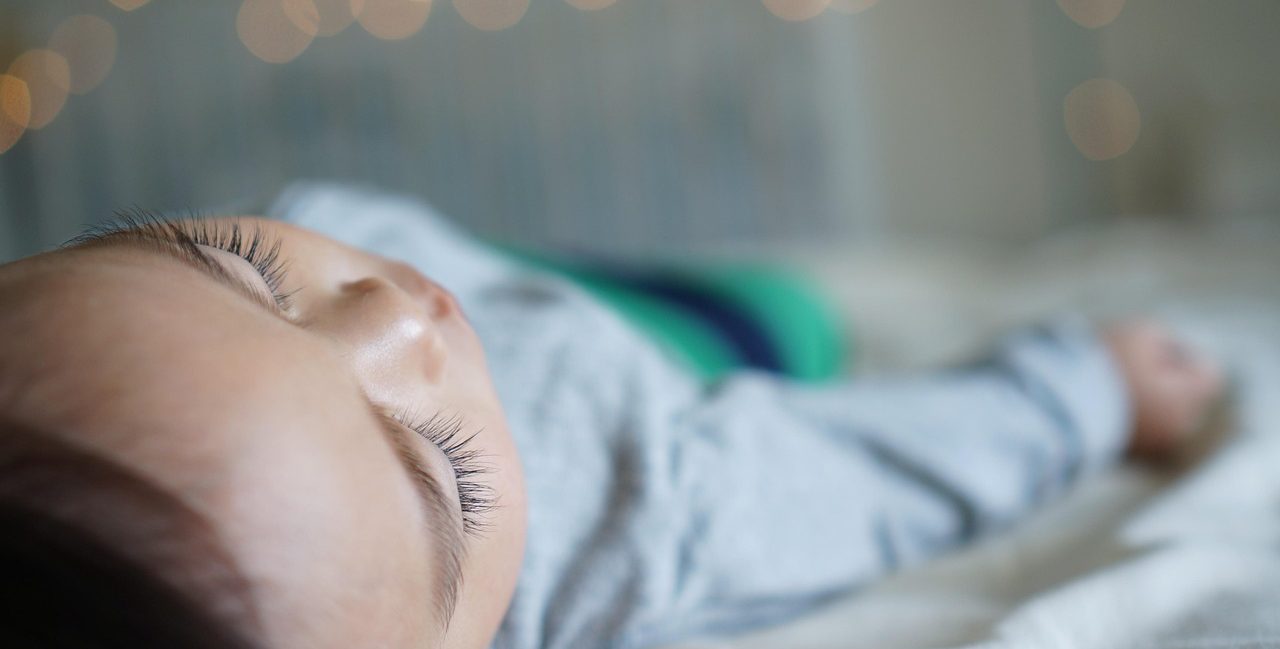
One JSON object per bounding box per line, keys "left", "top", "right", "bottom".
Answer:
{"left": 0, "top": 75, "right": 32, "bottom": 154}
{"left": 237, "top": 0, "right": 318, "bottom": 63}
{"left": 6, "top": 50, "right": 70, "bottom": 130}
{"left": 1055, "top": 0, "right": 1126, "bottom": 28}
{"left": 108, "top": 0, "right": 151, "bottom": 11}
{"left": 49, "top": 15, "right": 118, "bottom": 95}
{"left": 279, "top": 0, "right": 323, "bottom": 35}
{"left": 297, "top": 0, "right": 359, "bottom": 36}
{"left": 357, "top": 0, "right": 433, "bottom": 40}
{"left": 828, "top": 0, "right": 878, "bottom": 14}
{"left": 453, "top": 0, "right": 528, "bottom": 31}
{"left": 1064, "top": 78, "right": 1141, "bottom": 161}
{"left": 762, "top": 0, "right": 831, "bottom": 22}
{"left": 564, "top": 0, "right": 617, "bottom": 10}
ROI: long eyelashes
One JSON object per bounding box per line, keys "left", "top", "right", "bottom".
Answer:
{"left": 69, "top": 208, "right": 295, "bottom": 311}
{"left": 398, "top": 412, "right": 496, "bottom": 536}
{"left": 179, "top": 219, "right": 295, "bottom": 312}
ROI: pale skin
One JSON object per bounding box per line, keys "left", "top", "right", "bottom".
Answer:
{"left": 1104, "top": 320, "right": 1225, "bottom": 459}
{"left": 0, "top": 217, "right": 1222, "bottom": 648}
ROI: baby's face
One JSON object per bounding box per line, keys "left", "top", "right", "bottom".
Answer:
{"left": 0, "top": 217, "right": 526, "bottom": 648}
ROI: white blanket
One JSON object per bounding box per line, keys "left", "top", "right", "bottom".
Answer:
{"left": 669, "top": 220, "right": 1280, "bottom": 649}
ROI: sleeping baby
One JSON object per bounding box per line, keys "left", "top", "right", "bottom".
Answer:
{"left": 0, "top": 184, "right": 1222, "bottom": 649}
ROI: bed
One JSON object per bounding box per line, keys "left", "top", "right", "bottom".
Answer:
{"left": 664, "top": 218, "right": 1280, "bottom": 649}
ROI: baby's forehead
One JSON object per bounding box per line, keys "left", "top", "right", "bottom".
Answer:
{"left": 0, "top": 245, "right": 231, "bottom": 378}
{"left": 0, "top": 241, "right": 209, "bottom": 318}
{"left": 0, "top": 243, "right": 355, "bottom": 451}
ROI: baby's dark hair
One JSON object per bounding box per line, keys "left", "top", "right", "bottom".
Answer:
{"left": 0, "top": 418, "right": 264, "bottom": 648}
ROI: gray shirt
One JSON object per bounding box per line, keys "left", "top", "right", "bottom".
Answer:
{"left": 272, "top": 183, "right": 1129, "bottom": 649}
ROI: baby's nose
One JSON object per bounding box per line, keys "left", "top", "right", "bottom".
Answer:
{"left": 332, "top": 275, "right": 449, "bottom": 385}
{"left": 380, "top": 260, "right": 459, "bottom": 320}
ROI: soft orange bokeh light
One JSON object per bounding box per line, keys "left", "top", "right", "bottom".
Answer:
{"left": 49, "top": 14, "right": 118, "bottom": 95}
{"left": 6, "top": 50, "right": 70, "bottom": 130}
{"left": 279, "top": 0, "right": 323, "bottom": 36}
{"left": 453, "top": 0, "right": 528, "bottom": 31}
{"left": 762, "top": 0, "right": 830, "bottom": 22}
{"left": 828, "top": 0, "right": 878, "bottom": 14}
{"left": 109, "top": 0, "right": 151, "bottom": 11}
{"left": 1064, "top": 78, "right": 1141, "bottom": 161}
{"left": 564, "top": 0, "right": 617, "bottom": 10}
{"left": 237, "top": 0, "right": 318, "bottom": 63}
{"left": 356, "top": 0, "right": 433, "bottom": 40}
{"left": 1056, "top": 0, "right": 1126, "bottom": 28}
{"left": 295, "top": 0, "right": 359, "bottom": 36}
{"left": 0, "top": 75, "right": 32, "bottom": 154}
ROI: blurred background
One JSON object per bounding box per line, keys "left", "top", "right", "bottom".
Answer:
{"left": 2, "top": 0, "right": 1280, "bottom": 375}
{"left": 1, "top": 0, "right": 1277, "bottom": 264}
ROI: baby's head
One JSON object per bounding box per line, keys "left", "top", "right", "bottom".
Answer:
{"left": 0, "top": 216, "right": 527, "bottom": 648}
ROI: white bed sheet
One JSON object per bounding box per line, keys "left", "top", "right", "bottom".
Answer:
{"left": 666, "top": 219, "right": 1280, "bottom": 649}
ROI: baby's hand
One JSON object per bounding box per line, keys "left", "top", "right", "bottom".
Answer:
{"left": 1103, "top": 320, "right": 1225, "bottom": 461}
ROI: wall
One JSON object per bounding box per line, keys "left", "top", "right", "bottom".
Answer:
{"left": 1, "top": 0, "right": 1276, "bottom": 261}
{"left": 1098, "top": 0, "right": 1280, "bottom": 220}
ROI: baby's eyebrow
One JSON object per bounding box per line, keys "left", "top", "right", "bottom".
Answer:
{"left": 369, "top": 406, "right": 467, "bottom": 632}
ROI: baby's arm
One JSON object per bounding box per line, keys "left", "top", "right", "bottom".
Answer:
{"left": 636, "top": 319, "right": 1219, "bottom": 646}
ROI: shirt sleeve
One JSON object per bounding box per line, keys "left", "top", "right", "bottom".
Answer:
{"left": 621, "top": 318, "right": 1131, "bottom": 648}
